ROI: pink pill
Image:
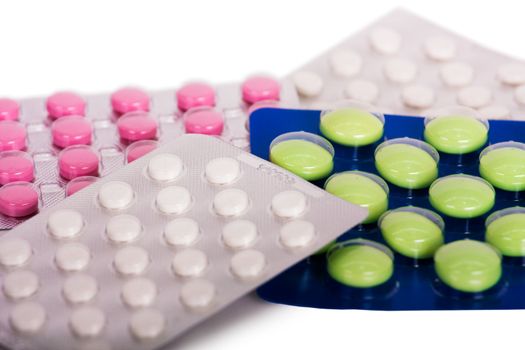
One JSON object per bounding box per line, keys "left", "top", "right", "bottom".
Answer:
{"left": 176, "top": 82, "right": 216, "bottom": 111}
{"left": 51, "top": 116, "right": 92, "bottom": 148}
{"left": 117, "top": 112, "right": 158, "bottom": 142}
{"left": 183, "top": 107, "right": 224, "bottom": 135}
{"left": 125, "top": 140, "right": 158, "bottom": 163}
{"left": 46, "top": 92, "right": 86, "bottom": 119}
{"left": 66, "top": 176, "right": 98, "bottom": 196}
{"left": 58, "top": 145, "right": 99, "bottom": 180}
{"left": 0, "top": 121, "right": 26, "bottom": 151}
{"left": 0, "top": 182, "right": 39, "bottom": 218}
{"left": 0, "top": 151, "right": 34, "bottom": 185}
{"left": 0, "top": 98, "right": 20, "bottom": 121}
{"left": 242, "top": 76, "right": 281, "bottom": 104}
{"left": 111, "top": 87, "right": 150, "bottom": 115}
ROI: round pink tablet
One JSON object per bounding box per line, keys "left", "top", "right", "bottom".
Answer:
{"left": 46, "top": 92, "right": 86, "bottom": 119}
{"left": 0, "top": 151, "right": 34, "bottom": 185}
{"left": 66, "top": 176, "right": 98, "bottom": 196}
{"left": 176, "top": 82, "right": 216, "bottom": 111}
{"left": 111, "top": 87, "right": 150, "bottom": 115}
{"left": 0, "top": 121, "right": 26, "bottom": 151}
{"left": 0, "top": 182, "right": 38, "bottom": 217}
{"left": 242, "top": 76, "right": 281, "bottom": 104}
{"left": 125, "top": 140, "right": 158, "bottom": 163}
{"left": 117, "top": 112, "right": 158, "bottom": 142}
{"left": 58, "top": 145, "right": 99, "bottom": 180}
{"left": 183, "top": 107, "right": 224, "bottom": 135}
{"left": 51, "top": 116, "right": 92, "bottom": 148}
{"left": 0, "top": 98, "right": 20, "bottom": 121}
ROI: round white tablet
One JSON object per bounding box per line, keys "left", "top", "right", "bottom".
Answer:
{"left": 222, "top": 220, "right": 258, "bottom": 249}
{"left": 515, "top": 84, "right": 525, "bottom": 105}
{"left": 3, "top": 270, "right": 39, "bottom": 299}
{"left": 55, "top": 243, "right": 91, "bottom": 272}
{"left": 292, "top": 71, "right": 323, "bottom": 97}
{"left": 440, "top": 62, "right": 474, "bottom": 87}
{"left": 498, "top": 63, "right": 525, "bottom": 85}
{"left": 155, "top": 186, "right": 192, "bottom": 215}
{"left": 0, "top": 238, "right": 31, "bottom": 267}
{"left": 213, "top": 188, "right": 249, "bottom": 217}
{"left": 271, "top": 190, "right": 307, "bottom": 218}
{"left": 63, "top": 274, "right": 98, "bottom": 304}
{"left": 280, "top": 220, "right": 316, "bottom": 249}
{"left": 478, "top": 105, "right": 511, "bottom": 119}
{"left": 164, "top": 218, "right": 200, "bottom": 247}
{"left": 171, "top": 249, "right": 208, "bottom": 278}
{"left": 344, "top": 79, "right": 379, "bottom": 103}
{"left": 114, "top": 246, "right": 150, "bottom": 276}
{"left": 329, "top": 49, "right": 362, "bottom": 77}
{"left": 457, "top": 86, "right": 492, "bottom": 108}
{"left": 147, "top": 153, "right": 183, "bottom": 182}
{"left": 180, "top": 279, "right": 216, "bottom": 310}
{"left": 402, "top": 85, "right": 435, "bottom": 109}
{"left": 129, "top": 309, "right": 166, "bottom": 340}
{"left": 230, "top": 249, "right": 266, "bottom": 281}
{"left": 122, "top": 278, "right": 157, "bottom": 308}
{"left": 205, "top": 157, "right": 241, "bottom": 185}
{"left": 98, "top": 181, "right": 134, "bottom": 210}
{"left": 70, "top": 306, "right": 105, "bottom": 338}
{"left": 10, "top": 302, "right": 46, "bottom": 334}
{"left": 106, "top": 214, "right": 142, "bottom": 244}
{"left": 47, "top": 209, "right": 84, "bottom": 239}
{"left": 369, "top": 27, "right": 402, "bottom": 55}
{"left": 424, "top": 36, "right": 457, "bottom": 61}
{"left": 383, "top": 58, "right": 417, "bottom": 83}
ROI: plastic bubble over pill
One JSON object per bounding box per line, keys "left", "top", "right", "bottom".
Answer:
{"left": 0, "top": 121, "right": 27, "bottom": 151}
{"left": 55, "top": 243, "right": 91, "bottom": 272}
{"left": 176, "top": 82, "right": 216, "bottom": 112}
{"left": 213, "top": 188, "right": 249, "bottom": 217}
{"left": 180, "top": 279, "right": 216, "bottom": 310}
{"left": 106, "top": 214, "right": 142, "bottom": 244}
{"left": 47, "top": 209, "right": 84, "bottom": 240}
{"left": 129, "top": 308, "right": 166, "bottom": 340}
{"left": 111, "top": 87, "right": 150, "bottom": 115}
{"left": 46, "top": 91, "right": 86, "bottom": 119}
{"left": 205, "top": 157, "right": 241, "bottom": 185}
{"left": 279, "top": 220, "right": 316, "bottom": 249}
{"left": 156, "top": 186, "right": 192, "bottom": 215}
{"left": 58, "top": 145, "right": 99, "bottom": 180}
{"left": 183, "top": 107, "right": 224, "bottom": 136}
{"left": 126, "top": 140, "right": 158, "bottom": 163}
{"left": 0, "top": 237, "right": 32, "bottom": 267}
{"left": 147, "top": 153, "right": 183, "bottom": 182}
{"left": 329, "top": 49, "right": 362, "bottom": 77}
{"left": 69, "top": 306, "right": 106, "bottom": 338}
{"left": 457, "top": 86, "right": 492, "bottom": 108}
{"left": 402, "top": 85, "right": 435, "bottom": 109}
{"left": 63, "top": 274, "right": 98, "bottom": 304}
{"left": 440, "top": 62, "right": 474, "bottom": 87}
{"left": 10, "top": 302, "right": 46, "bottom": 334}
{"left": 0, "top": 182, "right": 39, "bottom": 218}
{"left": 114, "top": 246, "right": 150, "bottom": 276}
{"left": 344, "top": 79, "right": 379, "bottom": 103}
{"left": 498, "top": 63, "right": 525, "bottom": 86}
{"left": 122, "top": 277, "right": 157, "bottom": 308}
{"left": 292, "top": 71, "right": 323, "bottom": 97}
{"left": 514, "top": 85, "right": 525, "bottom": 105}
{"left": 3, "top": 270, "right": 39, "bottom": 299}
{"left": 230, "top": 249, "right": 266, "bottom": 280}
{"left": 369, "top": 27, "right": 402, "bottom": 55}
{"left": 117, "top": 111, "right": 158, "bottom": 142}
{"left": 424, "top": 36, "right": 457, "bottom": 61}
{"left": 98, "top": 181, "right": 134, "bottom": 210}
{"left": 0, "top": 151, "right": 34, "bottom": 185}
{"left": 164, "top": 217, "right": 200, "bottom": 247}
{"left": 383, "top": 57, "right": 417, "bottom": 83}
{"left": 51, "top": 116, "right": 92, "bottom": 148}
{"left": 172, "top": 249, "right": 208, "bottom": 278}
{"left": 0, "top": 98, "right": 20, "bottom": 121}
{"left": 271, "top": 190, "right": 307, "bottom": 218}
{"left": 222, "top": 219, "right": 258, "bottom": 249}
{"left": 241, "top": 76, "right": 281, "bottom": 104}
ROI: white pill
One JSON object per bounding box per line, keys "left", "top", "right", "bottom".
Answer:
{"left": 114, "top": 246, "right": 149, "bottom": 275}
{"left": 457, "top": 86, "right": 492, "bottom": 108}
{"left": 47, "top": 209, "right": 84, "bottom": 239}
{"left": 180, "top": 279, "right": 216, "bottom": 310}
{"left": 156, "top": 186, "right": 192, "bottom": 215}
{"left": 106, "top": 214, "right": 142, "bottom": 244}
{"left": 147, "top": 153, "right": 183, "bottom": 182}
{"left": 369, "top": 27, "right": 402, "bottom": 55}
{"left": 329, "top": 49, "right": 362, "bottom": 77}
{"left": 213, "top": 188, "right": 249, "bottom": 217}
{"left": 478, "top": 105, "right": 510, "bottom": 119}
{"left": 129, "top": 308, "right": 166, "bottom": 340}
{"left": 222, "top": 220, "right": 258, "bottom": 249}
{"left": 172, "top": 249, "right": 208, "bottom": 278}
{"left": 402, "top": 85, "right": 435, "bottom": 109}
{"left": 230, "top": 249, "right": 266, "bottom": 281}
{"left": 98, "top": 181, "right": 134, "bottom": 210}
{"left": 63, "top": 274, "right": 98, "bottom": 304}
{"left": 515, "top": 85, "right": 525, "bottom": 105}
{"left": 292, "top": 71, "right": 323, "bottom": 97}
{"left": 383, "top": 58, "right": 417, "bottom": 83}
{"left": 10, "top": 302, "right": 46, "bottom": 334}
{"left": 3, "top": 270, "right": 39, "bottom": 299}
{"left": 424, "top": 36, "right": 456, "bottom": 61}
{"left": 440, "top": 62, "right": 474, "bottom": 87}
{"left": 70, "top": 306, "right": 105, "bottom": 338}
{"left": 271, "top": 190, "right": 307, "bottom": 218}
{"left": 280, "top": 220, "right": 316, "bottom": 249}
{"left": 164, "top": 218, "right": 200, "bottom": 247}
{"left": 498, "top": 63, "right": 525, "bottom": 85}
{"left": 122, "top": 277, "right": 157, "bottom": 308}
{"left": 205, "top": 157, "right": 241, "bottom": 185}
{"left": 344, "top": 79, "right": 379, "bottom": 103}
{"left": 55, "top": 243, "right": 90, "bottom": 272}
{"left": 0, "top": 238, "right": 31, "bottom": 267}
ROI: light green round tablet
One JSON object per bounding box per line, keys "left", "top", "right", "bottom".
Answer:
{"left": 479, "top": 142, "right": 525, "bottom": 191}
{"left": 327, "top": 240, "right": 394, "bottom": 288}
{"left": 379, "top": 207, "right": 444, "bottom": 259}
{"left": 319, "top": 108, "right": 384, "bottom": 146}
{"left": 424, "top": 115, "right": 488, "bottom": 154}
{"left": 324, "top": 171, "right": 388, "bottom": 224}
{"left": 375, "top": 138, "right": 439, "bottom": 189}
{"left": 434, "top": 240, "right": 502, "bottom": 293}
{"left": 429, "top": 175, "right": 495, "bottom": 218}
{"left": 486, "top": 208, "right": 525, "bottom": 257}
{"left": 270, "top": 132, "right": 334, "bottom": 181}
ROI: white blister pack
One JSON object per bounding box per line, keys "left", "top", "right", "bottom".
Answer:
{"left": 0, "top": 134, "right": 366, "bottom": 350}
{"left": 290, "top": 8, "right": 525, "bottom": 119}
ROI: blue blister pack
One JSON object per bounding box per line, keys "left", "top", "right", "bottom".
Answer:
{"left": 250, "top": 107, "right": 525, "bottom": 310}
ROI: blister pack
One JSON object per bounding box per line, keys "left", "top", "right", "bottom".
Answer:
{"left": 290, "top": 9, "right": 525, "bottom": 119}
{"left": 0, "top": 77, "right": 299, "bottom": 229}
{"left": 250, "top": 106, "right": 525, "bottom": 310}
{"left": 0, "top": 134, "right": 366, "bottom": 350}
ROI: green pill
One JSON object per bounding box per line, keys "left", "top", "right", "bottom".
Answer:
{"left": 486, "top": 207, "right": 525, "bottom": 257}
{"left": 434, "top": 240, "right": 502, "bottom": 293}
{"left": 270, "top": 132, "right": 334, "bottom": 181}
{"left": 429, "top": 175, "right": 495, "bottom": 218}
{"left": 327, "top": 239, "right": 394, "bottom": 288}
{"left": 479, "top": 142, "right": 525, "bottom": 191}
{"left": 379, "top": 207, "right": 444, "bottom": 259}
{"left": 375, "top": 138, "right": 439, "bottom": 189}
{"left": 324, "top": 171, "right": 388, "bottom": 224}
{"left": 424, "top": 115, "right": 488, "bottom": 154}
{"left": 319, "top": 107, "right": 384, "bottom": 146}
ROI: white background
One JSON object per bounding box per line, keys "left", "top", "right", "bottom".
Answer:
{"left": 2, "top": 0, "right": 525, "bottom": 349}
